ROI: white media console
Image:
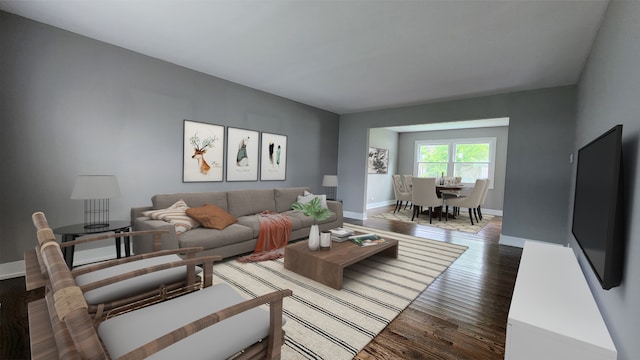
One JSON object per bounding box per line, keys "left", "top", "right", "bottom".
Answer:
{"left": 505, "top": 241, "right": 617, "bottom": 360}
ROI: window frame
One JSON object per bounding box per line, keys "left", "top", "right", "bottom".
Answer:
{"left": 414, "top": 137, "right": 496, "bottom": 189}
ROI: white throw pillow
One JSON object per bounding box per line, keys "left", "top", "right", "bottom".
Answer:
{"left": 141, "top": 199, "right": 199, "bottom": 235}
{"left": 297, "top": 191, "right": 328, "bottom": 209}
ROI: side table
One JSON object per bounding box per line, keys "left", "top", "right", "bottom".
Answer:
{"left": 53, "top": 221, "right": 132, "bottom": 268}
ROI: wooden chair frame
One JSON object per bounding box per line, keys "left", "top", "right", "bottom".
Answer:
{"left": 29, "top": 212, "right": 217, "bottom": 321}
{"left": 28, "top": 212, "right": 292, "bottom": 359}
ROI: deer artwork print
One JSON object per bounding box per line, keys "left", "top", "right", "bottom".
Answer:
{"left": 190, "top": 132, "right": 218, "bottom": 175}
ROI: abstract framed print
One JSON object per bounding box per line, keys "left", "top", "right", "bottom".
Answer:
{"left": 226, "top": 127, "right": 259, "bottom": 181}
{"left": 368, "top": 147, "right": 389, "bottom": 174}
{"left": 260, "top": 132, "right": 287, "bottom": 181}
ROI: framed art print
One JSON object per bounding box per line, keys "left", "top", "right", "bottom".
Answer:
{"left": 260, "top": 132, "right": 287, "bottom": 181}
{"left": 368, "top": 147, "right": 389, "bottom": 174}
{"left": 226, "top": 127, "right": 259, "bottom": 181}
{"left": 183, "top": 120, "right": 224, "bottom": 182}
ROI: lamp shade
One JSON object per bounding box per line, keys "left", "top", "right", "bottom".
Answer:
{"left": 71, "top": 175, "right": 121, "bottom": 199}
{"left": 322, "top": 175, "right": 338, "bottom": 187}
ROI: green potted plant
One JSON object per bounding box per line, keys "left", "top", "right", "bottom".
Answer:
{"left": 292, "top": 197, "right": 330, "bottom": 250}
{"left": 292, "top": 197, "right": 331, "bottom": 221}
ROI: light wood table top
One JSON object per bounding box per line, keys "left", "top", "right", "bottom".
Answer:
{"left": 284, "top": 235, "right": 398, "bottom": 290}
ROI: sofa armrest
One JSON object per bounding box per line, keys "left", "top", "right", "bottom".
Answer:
{"left": 133, "top": 218, "right": 180, "bottom": 254}
{"left": 326, "top": 200, "right": 344, "bottom": 225}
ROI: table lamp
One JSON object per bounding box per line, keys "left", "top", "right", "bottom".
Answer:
{"left": 71, "top": 175, "right": 121, "bottom": 229}
{"left": 322, "top": 175, "right": 338, "bottom": 200}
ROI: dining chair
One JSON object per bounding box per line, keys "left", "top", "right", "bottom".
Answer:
{"left": 411, "top": 177, "right": 443, "bottom": 223}
{"left": 477, "top": 178, "right": 490, "bottom": 220}
{"left": 444, "top": 179, "right": 487, "bottom": 225}
{"left": 403, "top": 175, "right": 413, "bottom": 190}
{"left": 392, "top": 174, "right": 412, "bottom": 213}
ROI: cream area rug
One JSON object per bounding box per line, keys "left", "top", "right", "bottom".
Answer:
{"left": 374, "top": 207, "right": 494, "bottom": 233}
{"left": 214, "top": 223, "right": 467, "bottom": 360}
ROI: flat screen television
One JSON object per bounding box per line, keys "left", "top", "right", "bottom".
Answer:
{"left": 572, "top": 124, "right": 624, "bottom": 290}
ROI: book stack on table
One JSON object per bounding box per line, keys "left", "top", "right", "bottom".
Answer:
{"left": 330, "top": 227, "right": 355, "bottom": 242}
{"left": 348, "top": 233, "right": 385, "bottom": 246}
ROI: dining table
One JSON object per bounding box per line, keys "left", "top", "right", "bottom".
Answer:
{"left": 436, "top": 184, "right": 465, "bottom": 196}
{"left": 435, "top": 184, "right": 466, "bottom": 219}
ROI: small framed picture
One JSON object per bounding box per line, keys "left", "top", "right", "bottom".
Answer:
{"left": 260, "top": 132, "right": 287, "bottom": 181}
{"left": 226, "top": 127, "right": 259, "bottom": 181}
{"left": 183, "top": 120, "right": 224, "bottom": 182}
{"left": 368, "top": 147, "right": 389, "bottom": 174}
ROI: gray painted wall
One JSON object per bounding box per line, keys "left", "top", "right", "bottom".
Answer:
{"left": 0, "top": 12, "right": 339, "bottom": 263}
{"left": 571, "top": 1, "right": 640, "bottom": 358}
{"left": 502, "top": 87, "right": 576, "bottom": 245}
{"left": 396, "top": 126, "right": 509, "bottom": 212}
{"left": 339, "top": 86, "right": 575, "bottom": 245}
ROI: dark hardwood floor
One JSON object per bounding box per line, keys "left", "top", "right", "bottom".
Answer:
{"left": 0, "top": 275, "right": 42, "bottom": 359}
{"left": 0, "top": 205, "right": 521, "bottom": 360}
{"left": 352, "top": 206, "right": 521, "bottom": 360}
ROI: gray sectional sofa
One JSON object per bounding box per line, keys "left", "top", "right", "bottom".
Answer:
{"left": 131, "top": 187, "right": 343, "bottom": 259}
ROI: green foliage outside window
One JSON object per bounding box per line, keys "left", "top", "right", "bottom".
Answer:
{"left": 417, "top": 144, "right": 448, "bottom": 177}
{"left": 455, "top": 143, "right": 489, "bottom": 162}
{"left": 417, "top": 142, "right": 492, "bottom": 182}
{"left": 418, "top": 144, "right": 448, "bottom": 162}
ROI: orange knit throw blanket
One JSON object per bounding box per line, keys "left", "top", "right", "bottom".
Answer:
{"left": 237, "top": 211, "right": 293, "bottom": 262}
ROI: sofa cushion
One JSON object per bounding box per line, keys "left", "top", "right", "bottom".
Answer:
{"left": 142, "top": 200, "right": 199, "bottom": 234}
{"left": 227, "top": 189, "right": 276, "bottom": 217}
{"left": 281, "top": 211, "right": 314, "bottom": 229}
{"left": 178, "top": 224, "right": 254, "bottom": 250}
{"left": 153, "top": 192, "right": 228, "bottom": 211}
{"left": 235, "top": 215, "right": 261, "bottom": 237}
{"left": 274, "top": 187, "right": 309, "bottom": 213}
{"left": 186, "top": 204, "right": 237, "bottom": 230}
{"left": 98, "top": 283, "right": 273, "bottom": 360}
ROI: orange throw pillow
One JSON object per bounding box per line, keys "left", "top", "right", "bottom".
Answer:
{"left": 186, "top": 204, "right": 237, "bottom": 230}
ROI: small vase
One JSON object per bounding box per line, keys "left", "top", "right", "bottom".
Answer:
{"left": 308, "top": 224, "right": 320, "bottom": 250}
{"left": 320, "top": 231, "right": 332, "bottom": 250}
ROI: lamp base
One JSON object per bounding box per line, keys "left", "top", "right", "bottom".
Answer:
{"left": 83, "top": 199, "right": 111, "bottom": 230}
{"left": 324, "top": 187, "right": 337, "bottom": 201}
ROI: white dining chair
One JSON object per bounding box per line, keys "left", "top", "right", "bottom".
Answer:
{"left": 411, "top": 177, "right": 443, "bottom": 223}
{"left": 477, "top": 178, "right": 490, "bottom": 220}
{"left": 445, "top": 179, "right": 487, "bottom": 225}
{"left": 392, "top": 174, "right": 412, "bottom": 213}
{"left": 403, "top": 175, "right": 413, "bottom": 190}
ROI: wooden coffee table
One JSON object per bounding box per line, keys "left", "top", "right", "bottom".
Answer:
{"left": 284, "top": 235, "right": 399, "bottom": 290}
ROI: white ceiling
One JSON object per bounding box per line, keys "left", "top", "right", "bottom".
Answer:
{"left": 0, "top": 0, "right": 609, "bottom": 115}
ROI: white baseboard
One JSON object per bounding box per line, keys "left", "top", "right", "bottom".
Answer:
{"left": 0, "top": 245, "right": 120, "bottom": 280}
{"left": 366, "top": 200, "right": 395, "bottom": 210}
{"left": 499, "top": 234, "right": 530, "bottom": 248}
{"left": 0, "top": 260, "right": 25, "bottom": 280}
{"left": 482, "top": 208, "right": 503, "bottom": 216}
{"left": 344, "top": 211, "right": 367, "bottom": 220}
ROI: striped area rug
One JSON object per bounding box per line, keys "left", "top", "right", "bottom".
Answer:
{"left": 213, "top": 224, "right": 467, "bottom": 359}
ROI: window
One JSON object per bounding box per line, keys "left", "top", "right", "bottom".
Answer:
{"left": 416, "top": 142, "right": 449, "bottom": 178}
{"left": 415, "top": 137, "right": 496, "bottom": 187}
